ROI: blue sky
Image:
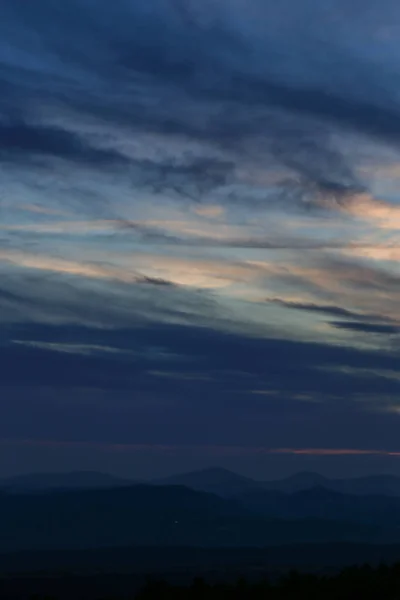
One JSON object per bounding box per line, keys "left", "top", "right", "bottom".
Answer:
{"left": 1, "top": 0, "right": 400, "bottom": 478}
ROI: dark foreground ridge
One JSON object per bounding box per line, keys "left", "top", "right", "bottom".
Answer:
{"left": 137, "top": 564, "right": 400, "bottom": 600}
{"left": 2, "top": 558, "right": 400, "bottom": 599}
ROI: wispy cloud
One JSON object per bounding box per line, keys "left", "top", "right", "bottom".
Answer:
{"left": 1, "top": 438, "right": 400, "bottom": 458}
{"left": 2, "top": 0, "right": 400, "bottom": 473}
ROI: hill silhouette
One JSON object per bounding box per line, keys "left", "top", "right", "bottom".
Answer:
{"left": 156, "top": 468, "right": 400, "bottom": 497}
{"left": 5, "top": 468, "right": 400, "bottom": 497}
{"left": 154, "top": 467, "right": 263, "bottom": 496}
{"left": 0, "top": 484, "right": 393, "bottom": 551}
{"left": 261, "top": 472, "right": 400, "bottom": 496}
{"left": 234, "top": 486, "right": 400, "bottom": 528}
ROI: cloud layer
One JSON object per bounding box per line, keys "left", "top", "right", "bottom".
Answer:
{"left": 1, "top": 0, "right": 400, "bottom": 476}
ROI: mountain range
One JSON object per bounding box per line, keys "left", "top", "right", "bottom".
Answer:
{"left": 4, "top": 467, "right": 400, "bottom": 496}
{"left": 2, "top": 467, "right": 400, "bottom": 551}
{"left": 0, "top": 484, "right": 396, "bottom": 551}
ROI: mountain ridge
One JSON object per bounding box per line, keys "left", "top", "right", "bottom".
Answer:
{"left": 0, "top": 483, "right": 395, "bottom": 551}
{"left": 3, "top": 468, "right": 400, "bottom": 497}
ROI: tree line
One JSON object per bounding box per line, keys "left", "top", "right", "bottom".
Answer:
{"left": 136, "top": 563, "right": 400, "bottom": 600}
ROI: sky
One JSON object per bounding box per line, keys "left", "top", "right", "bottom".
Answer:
{"left": 1, "top": 0, "right": 400, "bottom": 479}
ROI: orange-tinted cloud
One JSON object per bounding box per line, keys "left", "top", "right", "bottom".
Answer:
{"left": 1, "top": 439, "right": 399, "bottom": 457}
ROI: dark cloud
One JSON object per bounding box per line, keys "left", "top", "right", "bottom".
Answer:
{"left": 268, "top": 299, "right": 398, "bottom": 325}
{"left": 233, "top": 77, "right": 400, "bottom": 148}
{"left": 0, "top": 120, "right": 129, "bottom": 167}
{"left": 2, "top": 0, "right": 395, "bottom": 207}
{"left": 127, "top": 156, "right": 234, "bottom": 202}
{"left": 139, "top": 276, "right": 175, "bottom": 287}
{"left": 0, "top": 287, "right": 28, "bottom": 304}
{"left": 330, "top": 321, "right": 400, "bottom": 335}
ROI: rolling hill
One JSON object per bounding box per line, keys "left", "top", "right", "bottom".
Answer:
{"left": 154, "top": 467, "right": 263, "bottom": 496}
{"left": 0, "top": 484, "right": 392, "bottom": 551}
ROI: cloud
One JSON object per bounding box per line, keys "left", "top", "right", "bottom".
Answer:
{"left": 0, "top": 217, "right": 355, "bottom": 249}
{"left": 268, "top": 448, "right": 400, "bottom": 457}
{"left": 0, "top": 120, "right": 130, "bottom": 167}
{"left": 134, "top": 157, "right": 234, "bottom": 201}
{"left": 262, "top": 256, "right": 400, "bottom": 325}
{"left": 2, "top": 320, "right": 400, "bottom": 393}
{"left": 0, "top": 287, "right": 27, "bottom": 304}
{"left": 329, "top": 193, "right": 400, "bottom": 230}
{"left": 0, "top": 248, "right": 256, "bottom": 290}
{"left": 330, "top": 321, "right": 400, "bottom": 335}
{"left": 11, "top": 339, "right": 133, "bottom": 357}
{"left": 193, "top": 205, "right": 225, "bottom": 218}
{"left": 268, "top": 299, "right": 399, "bottom": 325}
{"left": 0, "top": 260, "right": 221, "bottom": 331}
{"left": 1, "top": 0, "right": 393, "bottom": 212}
{"left": 1, "top": 320, "right": 400, "bottom": 451}
{"left": 1, "top": 438, "right": 400, "bottom": 458}
{"left": 2, "top": 0, "right": 400, "bottom": 471}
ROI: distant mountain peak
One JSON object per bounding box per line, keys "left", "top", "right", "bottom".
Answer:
{"left": 154, "top": 466, "right": 262, "bottom": 497}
